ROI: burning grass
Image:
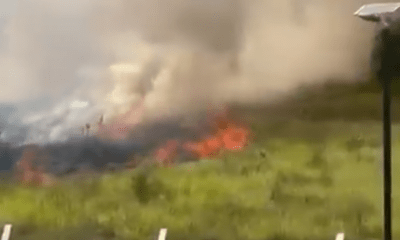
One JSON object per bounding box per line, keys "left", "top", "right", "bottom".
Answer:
{"left": 10, "top": 107, "right": 253, "bottom": 188}
{"left": 0, "top": 120, "right": 398, "bottom": 240}
{"left": 155, "top": 110, "right": 252, "bottom": 167}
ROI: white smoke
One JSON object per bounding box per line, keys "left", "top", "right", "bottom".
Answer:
{"left": 0, "top": 0, "right": 383, "bottom": 144}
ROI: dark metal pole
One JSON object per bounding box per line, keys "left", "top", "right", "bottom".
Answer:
{"left": 383, "top": 75, "right": 392, "bottom": 240}
{"left": 353, "top": 4, "right": 399, "bottom": 240}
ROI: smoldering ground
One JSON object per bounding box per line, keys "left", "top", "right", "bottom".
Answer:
{"left": 0, "top": 117, "right": 211, "bottom": 176}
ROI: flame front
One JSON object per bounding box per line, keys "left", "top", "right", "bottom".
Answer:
{"left": 15, "top": 145, "right": 56, "bottom": 187}
{"left": 155, "top": 107, "right": 252, "bottom": 166}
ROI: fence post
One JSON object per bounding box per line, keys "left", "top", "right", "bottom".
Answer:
{"left": 335, "top": 232, "right": 345, "bottom": 240}
{"left": 158, "top": 228, "right": 167, "bottom": 240}
{"left": 1, "top": 224, "right": 12, "bottom": 240}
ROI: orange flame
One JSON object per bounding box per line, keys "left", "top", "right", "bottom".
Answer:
{"left": 154, "top": 139, "right": 179, "bottom": 167}
{"left": 15, "top": 145, "right": 56, "bottom": 187}
{"left": 155, "top": 107, "right": 251, "bottom": 165}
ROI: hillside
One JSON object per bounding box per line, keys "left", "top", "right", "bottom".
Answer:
{"left": 0, "top": 79, "right": 397, "bottom": 240}
{"left": 229, "top": 78, "right": 400, "bottom": 123}
{"left": 0, "top": 121, "right": 395, "bottom": 240}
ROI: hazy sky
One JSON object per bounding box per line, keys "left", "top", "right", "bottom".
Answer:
{"left": 0, "top": 0, "right": 31, "bottom": 143}
{"left": 0, "top": 0, "right": 16, "bottom": 54}
{"left": 0, "top": 0, "right": 17, "bottom": 18}
{"left": 0, "top": 0, "right": 17, "bottom": 89}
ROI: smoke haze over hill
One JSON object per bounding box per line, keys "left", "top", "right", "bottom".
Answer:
{"left": 0, "top": 0, "right": 384, "bottom": 144}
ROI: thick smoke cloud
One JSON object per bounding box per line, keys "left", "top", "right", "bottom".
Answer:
{"left": 0, "top": 0, "right": 386, "bottom": 144}
{"left": 1, "top": 0, "right": 111, "bottom": 103}
{"left": 91, "top": 0, "right": 244, "bottom": 52}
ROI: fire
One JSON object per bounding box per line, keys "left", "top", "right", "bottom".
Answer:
{"left": 96, "top": 62, "right": 149, "bottom": 141}
{"left": 98, "top": 96, "right": 146, "bottom": 140}
{"left": 185, "top": 114, "right": 250, "bottom": 158}
{"left": 220, "top": 126, "right": 249, "bottom": 151}
{"left": 154, "top": 139, "right": 179, "bottom": 167}
{"left": 183, "top": 135, "right": 223, "bottom": 159}
{"left": 155, "top": 107, "right": 252, "bottom": 166}
{"left": 15, "top": 145, "right": 56, "bottom": 187}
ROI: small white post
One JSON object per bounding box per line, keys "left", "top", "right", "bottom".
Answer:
{"left": 158, "top": 228, "right": 167, "bottom": 240}
{"left": 1, "top": 224, "right": 12, "bottom": 240}
{"left": 335, "top": 232, "right": 345, "bottom": 240}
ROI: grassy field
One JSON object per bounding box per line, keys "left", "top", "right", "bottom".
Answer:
{"left": 0, "top": 119, "right": 398, "bottom": 240}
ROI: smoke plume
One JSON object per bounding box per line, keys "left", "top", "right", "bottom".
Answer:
{"left": 0, "top": 0, "right": 384, "bottom": 144}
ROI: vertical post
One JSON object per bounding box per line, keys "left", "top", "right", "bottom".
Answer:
{"left": 335, "top": 232, "right": 345, "bottom": 240}
{"left": 86, "top": 124, "right": 90, "bottom": 137}
{"left": 1, "top": 224, "right": 12, "bottom": 240}
{"left": 158, "top": 228, "right": 167, "bottom": 240}
{"left": 383, "top": 75, "right": 392, "bottom": 240}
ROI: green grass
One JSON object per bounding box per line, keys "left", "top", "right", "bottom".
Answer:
{"left": 0, "top": 120, "right": 398, "bottom": 240}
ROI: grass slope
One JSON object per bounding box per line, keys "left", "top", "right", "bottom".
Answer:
{"left": 0, "top": 120, "right": 397, "bottom": 240}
